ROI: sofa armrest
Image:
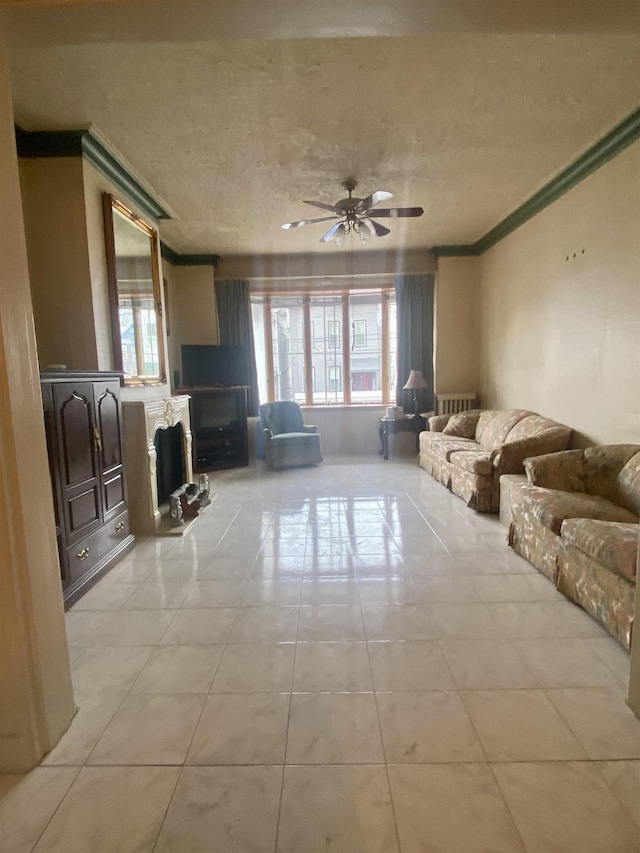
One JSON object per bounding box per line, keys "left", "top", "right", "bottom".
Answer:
{"left": 428, "top": 414, "right": 450, "bottom": 433}
{"left": 523, "top": 449, "right": 585, "bottom": 490}
{"left": 491, "top": 432, "right": 575, "bottom": 477}
{"left": 302, "top": 425, "right": 318, "bottom": 434}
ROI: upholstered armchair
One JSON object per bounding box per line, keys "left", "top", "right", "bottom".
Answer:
{"left": 257, "top": 401, "right": 323, "bottom": 470}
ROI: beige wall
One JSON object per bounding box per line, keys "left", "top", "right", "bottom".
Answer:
{"left": 434, "top": 256, "right": 480, "bottom": 396}
{"left": 20, "top": 153, "right": 172, "bottom": 400}
{"left": 217, "top": 248, "right": 436, "bottom": 282}
{"left": 0, "top": 49, "right": 75, "bottom": 772}
{"left": 478, "top": 141, "right": 640, "bottom": 447}
{"left": 629, "top": 538, "right": 640, "bottom": 717}
{"left": 165, "top": 264, "right": 218, "bottom": 389}
{"left": 20, "top": 157, "right": 98, "bottom": 370}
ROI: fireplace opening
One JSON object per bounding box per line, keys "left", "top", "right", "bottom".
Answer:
{"left": 155, "top": 423, "right": 185, "bottom": 506}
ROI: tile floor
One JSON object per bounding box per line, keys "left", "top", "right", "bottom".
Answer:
{"left": 2, "top": 457, "right": 640, "bottom": 852}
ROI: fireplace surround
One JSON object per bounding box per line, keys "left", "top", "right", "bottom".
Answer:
{"left": 122, "top": 395, "right": 193, "bottom": 535}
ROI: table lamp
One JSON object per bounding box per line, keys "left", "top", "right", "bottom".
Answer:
{"left": 402, "top": 369, "right": 429, "bottom": 416}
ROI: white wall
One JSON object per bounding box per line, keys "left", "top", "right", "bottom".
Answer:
{"left": 478, "top": 141, "right": 640, "bottom": 447}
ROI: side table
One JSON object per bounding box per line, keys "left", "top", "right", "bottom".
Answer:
{"left": 379, "top": 414, "right": 426, "bottom": 460}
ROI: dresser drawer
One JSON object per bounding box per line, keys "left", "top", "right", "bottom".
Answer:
{"left": 66, "top": 510, "right": 130, "bottom": 584}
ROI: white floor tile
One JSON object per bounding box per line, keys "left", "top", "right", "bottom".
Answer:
{"left": 15, "top": 459, "right": 637, "bottom": 853}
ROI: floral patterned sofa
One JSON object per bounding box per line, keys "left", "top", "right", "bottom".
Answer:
{"left": 418, "top": 409, "right": 572, "bottom": 512}
{"left": 507, "top": 445, "right": 640, "bottom": 649}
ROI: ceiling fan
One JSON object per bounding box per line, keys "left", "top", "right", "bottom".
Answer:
{"left": 282, "top": 178, "right": 424, "bottom": 246}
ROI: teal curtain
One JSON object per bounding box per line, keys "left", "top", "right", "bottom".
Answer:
{"left": 395, "top": 273, "right": 435, "bottom": 414}
{"left": 215, "top": 279, "right": 260, "bottom": 416}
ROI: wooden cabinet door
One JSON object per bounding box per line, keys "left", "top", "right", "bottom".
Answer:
{"left": 94, "top": 381, "right": 127, "bottom": 523}
{"left": 53, "top": 382, "right": 103, "bottom": 545}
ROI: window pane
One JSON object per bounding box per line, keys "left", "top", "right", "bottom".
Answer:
{"left": 271, "top": 297, "right": 306, "bottom": 403}
{"left": 138, "top": 302, "right": 159, "bottom": 377}
{"left": 349, "top": 291, "right": 384, "bottom": 404}
{"left": 310, "top": 295, "right": 344, "bottom": 404}
{"left": 251, "top": 299, "right": 269, "bottom": 404}
{"left": 118, "top": 303, "right": 137, "bottom": 378}
{"left": 354, "top": 320, "right": 366, "bottom": 347}
{"left": 387, "top": 296, "right": 397, "bottom": 403}
{"left": 118, "top": 296, "right": 158, "bottom": 379}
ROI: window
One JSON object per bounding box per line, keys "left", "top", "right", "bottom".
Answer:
{"left": 328, "top": 366, "right": 341, "bottom": 392}
{"left": 353, "top": 320, "right": 366, "bottom": 347}
{"left": 251, "top": 286, "right": 396, "bottom": 406}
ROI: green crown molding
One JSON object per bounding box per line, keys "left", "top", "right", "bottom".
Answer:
{"left": 15, "top": 126, "right": 171, "bottom": 222}
{"left": 160, "top": 242, "right": 219, "bottom": 268}
{"left": 432, "top": 245, "right": 480, "bottom": 258}
{"left": 433, "top": 106, "right": 640, "bottom": 259}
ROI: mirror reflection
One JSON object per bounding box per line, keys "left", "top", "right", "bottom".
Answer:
{"left": 103, "top": 194, "right": 166, "bottom": 384}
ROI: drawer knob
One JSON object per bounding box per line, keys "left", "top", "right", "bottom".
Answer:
{"left": 115, "top": 521, "right": 125, "bottom": 532}
{"left": 77, "top": 547, "right": 90, "bottom": 560}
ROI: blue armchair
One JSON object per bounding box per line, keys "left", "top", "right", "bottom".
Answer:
{"left": 257, "top": 401, "right": 323, "bottom": 470}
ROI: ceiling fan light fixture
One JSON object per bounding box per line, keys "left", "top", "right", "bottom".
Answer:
{"left": 284, "top": 181, "right": 424, "bottom": 248}
{"left": 357, "top": 220, "right": 372, "bottom": 245}
{"left": 333, "top": 222, "right": 347, "bottom": 247}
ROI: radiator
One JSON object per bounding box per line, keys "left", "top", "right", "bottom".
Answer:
{"left": 436, "top": 393, "right": 477, "bottom": 416}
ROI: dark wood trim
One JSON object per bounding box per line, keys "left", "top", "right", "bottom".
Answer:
{"left": 432, "top": 245, "right": 480, "bottom": 258}
{"left": 63, "top": 532, "right": 135, "bottom": 610}
{"left": 160, "top": 242, "right": 219, "bottom": 267}
{"left": 16, "top": 126, "right": 170, "bottom": 222}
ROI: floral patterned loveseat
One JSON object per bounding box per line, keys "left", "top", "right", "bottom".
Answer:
{"left": 507, "top": 445, "right": 640, "bottom": 648}
{"left": 418, "top": 409, "right": 572, "bottom": 512}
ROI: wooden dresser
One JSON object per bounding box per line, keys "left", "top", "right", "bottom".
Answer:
{"left": 41, "top": 371, "right": 135, "bottom": 607}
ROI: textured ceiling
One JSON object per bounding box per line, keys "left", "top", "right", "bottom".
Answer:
{"left": 4, "top": 2, "right": 640, "bottom": 258}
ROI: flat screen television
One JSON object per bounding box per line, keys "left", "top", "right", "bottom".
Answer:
{"left": 181, "top": 344, "right": 249, "bottom": 388}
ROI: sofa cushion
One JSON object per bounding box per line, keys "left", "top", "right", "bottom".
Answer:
{"left": 560, "top": 519, "right": 638, "bottom": 583}
{"left": 506, "top": 414, "right": 569, "bottom": 442}
{"left": 448, "top": 449, "right": 493, "bottom": 476}
{"left": 442, "top": 411, "right": 481, "bottom": 439}
{"left": 434, "top": 438, "right": 480, "bottom": 462}
{"left": 518, "top": 485, "right": 638, "bottom": 535}
{"left": 618, "top": 450, "right": 640, "bottom": 516}
{"left": 475, "top": 409, "right": 531, "bottom": 451}
{"left": 524, "top": 449, "right": 586, "bottom": 492}
{"left": 583, "top": 445, "right": 640, "bottom": 514}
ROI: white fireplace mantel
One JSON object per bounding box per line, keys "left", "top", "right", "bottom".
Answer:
{"left": 122, "top": 395, "right": 193, "bottom": 535}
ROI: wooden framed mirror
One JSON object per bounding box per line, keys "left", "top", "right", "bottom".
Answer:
{"left": 103, "top": 193, "right": 166, "bottom": 385}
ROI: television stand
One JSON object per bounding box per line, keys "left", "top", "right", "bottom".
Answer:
{"left": 178, "top": 386, "right": 249, "bottom": 472}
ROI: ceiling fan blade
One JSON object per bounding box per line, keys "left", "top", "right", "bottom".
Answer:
{"left": 282, "top": 215, "right": 339, "bottom": 230}
{"left": 320, "top": 222, "right": 343, "bottom": 243}
{"left": 357, "top": 190, "right": 394, "bottom": 212}
{"left": 369, "top": 207, "right": 424, "bottom": 218}
{"left": 366, "top": 218, "right": 391, "bottom": 237}
{"left": 303, "top": 199, "right": 342, "bottom": 213}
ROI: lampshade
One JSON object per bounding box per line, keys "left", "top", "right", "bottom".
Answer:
{"left": 357, "top": 220, "right": 372, "bottom": 245}
{"left": 333, "top": 222, "right": 347, "bottom": 247}
{"left": 403, "top": 369, "right": 429, "bottom": 390}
